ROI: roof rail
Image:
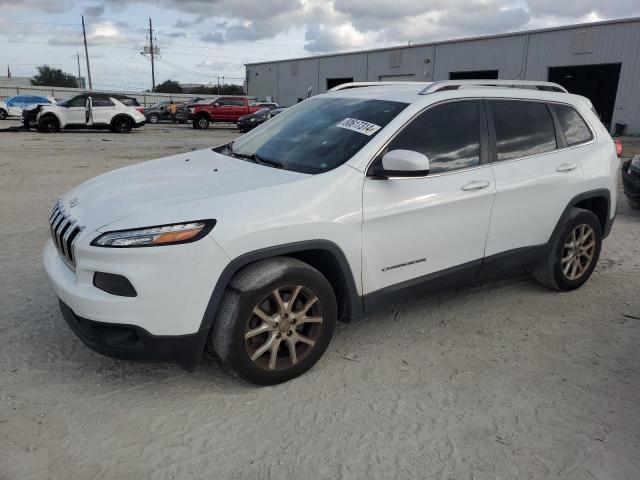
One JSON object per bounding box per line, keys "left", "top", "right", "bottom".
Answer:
{"left": 420, "top": 80, "right": 568, "bottom": 94}
{"left": 328, "top": 81, "right": 430, "bottom": 92}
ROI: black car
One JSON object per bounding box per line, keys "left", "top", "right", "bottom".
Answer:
{"left": 236, "top": 106, "right": 279, "bottom": 132}
{"left": 144, "top": 100, "right": 188, "bottom": 124}
{"left": 622, "top": 155, "right": 640, "bottom": 209}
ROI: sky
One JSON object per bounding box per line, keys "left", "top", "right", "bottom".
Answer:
{"left": 1, "top": 0, "right": 639, "bottom": 91}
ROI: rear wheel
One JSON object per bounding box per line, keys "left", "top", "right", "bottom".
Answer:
{"left": 37, "top": 116, "right": 59, "bottom": 133}
{"left": 211, "top": 257, "right": 337, "bottom": 385}
{"left": 112, "top": 116, "right": 133, "bottom": 134}
{"left": 535, "top": 208, "right": 602, "bottom": 291}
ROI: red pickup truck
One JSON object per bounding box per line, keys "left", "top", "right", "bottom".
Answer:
{"left": 188, "top": 96, "right": 263, "bottom": 129}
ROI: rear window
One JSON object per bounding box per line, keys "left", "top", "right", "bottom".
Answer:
{"left": 490, "top": 100, "right": 557, "bottom": 161}
{"left": 118, "top": 97, "right": 140, "bottom": 107}
{"left": 551, "top": 104, "right": 593, "bottom": 146}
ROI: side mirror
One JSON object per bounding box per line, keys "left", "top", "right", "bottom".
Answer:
{"left": 213, "top": 102, "right": 220, "bottom": 107}
{"left": 372, "top": 150, "right": 430, "bottom": 178}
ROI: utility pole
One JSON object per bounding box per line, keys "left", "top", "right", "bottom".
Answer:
{"left": 81, "top": 15, "right": 92, "bottom": 89}
{"left": 76, "top": 52, "right": 82, "bottom": 88}
{"left": 217, "top": 75, "right": 220, "bottom": 95}
{"left": 149, "top": 17, "right": 156, "bottom": 91}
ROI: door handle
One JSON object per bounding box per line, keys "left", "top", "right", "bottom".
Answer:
{"left": 556, "top": 162, "right": 577, "bottom": 173}
{"left": 461, "top": 180, "right": 490, "bottom": 192}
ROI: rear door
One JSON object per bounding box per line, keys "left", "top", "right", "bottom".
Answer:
{"left": 90, "top": 95, "right": 114, "bottom": 125}
{"left": 484, "top": 99, "right": 585, "bottom": 257}
{"left": 362, "top": 99, "right": 496, "bottom": 298}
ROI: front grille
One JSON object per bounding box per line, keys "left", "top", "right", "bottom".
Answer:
{"left": 49, "top": 200, "right": 82, "bottom": 268}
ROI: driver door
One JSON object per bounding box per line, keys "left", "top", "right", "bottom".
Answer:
{"left": 64, "top": 95, "right": 88, "bottom": 125}
{"left": 361, "top": 100, "right": 495, "bottom": 302}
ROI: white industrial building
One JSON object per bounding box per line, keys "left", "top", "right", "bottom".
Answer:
{"left": 245, "top": 17, "right": 640, "bottom": 134}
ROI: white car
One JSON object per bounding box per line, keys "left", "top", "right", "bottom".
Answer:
{"left": 0, "top": 94, "right": 55, "bottom": 119}
{"left": 44, "top": 80, "right": 619, "bottom": 384}
{"left": 23, "top": 93, "right": 146, "bottom": 133}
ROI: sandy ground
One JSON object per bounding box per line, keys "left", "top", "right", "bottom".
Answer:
{"left": 0, "top": 121, "right": 639, "bottom": 479}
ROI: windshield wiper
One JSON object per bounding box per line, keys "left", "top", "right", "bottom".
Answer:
{"left": 230, "top": 145, "right": 283, "bottom": 169}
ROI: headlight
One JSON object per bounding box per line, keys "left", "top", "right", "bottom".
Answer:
{"left": 249, "top": 117, "right": 256, "bottom": 122}
{"left": 91, "top": 220, "right": 215, "bottom": 248}
{"left": 188, "top": 108, "right": 194, "bottom": 113}
{"left": 630, "top": 156, "right": 640, "bottom": 174}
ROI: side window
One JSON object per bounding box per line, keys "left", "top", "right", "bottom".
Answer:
{"left": 91, "top": 96, "right": 114, "bottom": 107}
{"left": 216, "top": 99, "right": 230, "bottom": 106}
{"left": 67, "top": 96, "right": 87, "bottom": 108}
{"left": 490, "top": 100, "right": 556, "bottom": 161}
{"left": 550, "top": 104, "right": 593, "bottom": 146}
{"left": 387, "top": 100, "right": 481, "bottom": 174}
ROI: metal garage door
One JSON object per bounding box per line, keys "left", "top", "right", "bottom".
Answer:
{"left": 378, "top": 74, "right": 415, "bottom": 81}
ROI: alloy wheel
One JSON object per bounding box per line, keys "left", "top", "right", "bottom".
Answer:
{"left": 244, "top": 285, "right": 324, "bottom": 371}
{"left": 198, "top": 118, "right": 208, "bottom": 129}
{"left": 561, "top": 224, "right": 596, "bottom": 280}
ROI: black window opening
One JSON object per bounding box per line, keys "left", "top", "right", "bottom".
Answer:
{"left": 489, "top": 100, "right": 557, "bottom": 162}
{"left": 548, "top": 63, "right": 621, "bottom": 130}
{"left": 66, "top": 96, "right": 87, "bottom": 108}
{"left": 388, "top": 100, "right": 481, "bottom": 174}
{"left": 326, "top": 77, "right": 354, "bottom": 90}
{"left": 550, "top": 104, "right": 593, "bottom": 146}
{"left": 91, "top": 96, "right": 115, "bottom": 107}
{"left": 449, "top": 70, "right": 499, "bottom": 80}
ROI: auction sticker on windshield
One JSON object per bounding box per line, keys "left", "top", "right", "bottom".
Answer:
{"left": 336, "top": 118, "right": 382, "bottom": 136}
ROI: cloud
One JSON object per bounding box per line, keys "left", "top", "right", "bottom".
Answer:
{"left": 84, "top": 4, "right": 105, "bottom": 17}
{"left": 48, "top": 21, "right": 131, "bottom": 46}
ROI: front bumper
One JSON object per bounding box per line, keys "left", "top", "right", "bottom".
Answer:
{"left": 58, "top": 300, "right": 207, "bottom": 369}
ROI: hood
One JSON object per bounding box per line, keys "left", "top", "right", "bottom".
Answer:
{"left": 58, "top": 148, "right": 306, "bottom": 232}
{"left": 238, "top": 113, "right": 256, "bottom": 122}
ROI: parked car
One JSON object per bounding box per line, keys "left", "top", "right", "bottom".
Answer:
{"left": 188, "top": 96, "right": 263, "bottom": 129}
{"left": 144, "top": 100, "right": 188, "bottom": 124}
{"left": 44, "top": 80, "right": 619, "bottom": 385}
{"left": 0, "top": 94, "right": 55, "bottom": 119}
{"left": 236, "top": 106, "right": 279, "bottom": 132}
{"left": 250, "top": 102, "right": 279, "bottom": 108}
{"left": 23, "top": 93, "right": 145, "bottom": 133}
{"left": 269, "top": 107, "right": 286, "bottom": 117}
{"left": 622, "top": 154, "right": 640, "bottom": 209}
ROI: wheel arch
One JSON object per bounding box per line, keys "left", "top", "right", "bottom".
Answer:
{"left": 195, "top": 240, "right": 362, "bottom": 356}
{"left": 551, "top": 189, "right": 612, "bottom": 241}
{"left": 110, "top": 113, "right": 135, "bottom": 128}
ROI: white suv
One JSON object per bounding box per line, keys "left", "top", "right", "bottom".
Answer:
{"left": 43, "top": 80, "right": 619, "bottom": 384}
{"left": 24, "top": 93, "right": 146, "bottom": 133}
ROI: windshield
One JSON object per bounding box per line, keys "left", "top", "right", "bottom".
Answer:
{"left": 230, "top": 97, "right": 407, "bottom": 174}
{"left": 254, "top": 108, "right": 271, "bottom": 116}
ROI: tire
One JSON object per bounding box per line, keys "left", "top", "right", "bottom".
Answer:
{"left": 628, "top": 197, "right": 640, "bottom": 210}
{"left": 212, "top": 257, "right": 337, "bottom": 385}
{"left": 112, "top": 116, "right": 133, "bottom": 134}
{"left": 37, "top": 116, "right": 59, "bottom": 133}
{"left": 192, "top": 120, "right": 200, "bottom": 129}
{"left": 0, "top": 109, "right": 7, "bottom": 120}
{"left": 196, "top": 115, "right": 210, "bottom": 130}
{"left": 534, "top": 208, "right": 602, "bottom": 291}
{"left": 148, "top": 114, "right": 159, "bottom": 124}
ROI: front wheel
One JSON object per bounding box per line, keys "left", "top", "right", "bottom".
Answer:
{"left": 628, "top": 197, "right": 640, "bottom": 210}
{"left": 196, "top": 116, "right": 210, "bottom": 130}
{"left": 148, "top": 114, "right": 159, "bottom": 124}
{"left": 0, "top": 109, "right": 7, "bottom": 120}
{"left": 37, "top": 116, "right": 59, "bottom": 133}
{"left": 211, "top": 257, "right": 337, "bottom": 385}
{"left": 534, "top": 208, "right": 602, "bottom": 291}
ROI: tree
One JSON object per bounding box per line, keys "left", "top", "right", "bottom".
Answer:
{"left": 190, "top": 83, "right": 245, "bottom": 95}
{"left": 154, "top": 80, "right": 183, "bottom": 93}
{"left": 31, "top": 65, "right": 79, "bottom": 88}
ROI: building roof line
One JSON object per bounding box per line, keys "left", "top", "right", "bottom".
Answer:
{"left": 245, "top": 16, "right": 640, "bottom": 67}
